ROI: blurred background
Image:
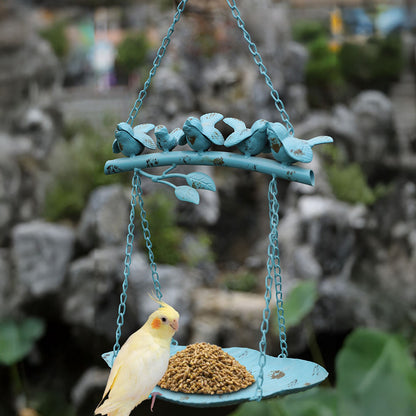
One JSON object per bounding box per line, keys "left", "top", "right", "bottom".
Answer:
{"left": 0, "top": 0, "right": 415, "bottom": 415}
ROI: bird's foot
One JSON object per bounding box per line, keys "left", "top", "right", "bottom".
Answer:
{"left": 150, "top": 392, "right": 162, "bottom": 412}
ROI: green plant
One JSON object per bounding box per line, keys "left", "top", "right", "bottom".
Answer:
{"left": 339, "top": 34, "right": 403, "bottom": 91}
{"left": 0, "top": 317, "right": 46, "bottom": 414}
{"left": 43, "top": 118, "right": 127, "bottom": 221}
{"left": 282, "top": 280, "right": 318, "bottom": 329}
{"left": 321, "top": 147, "right": 388, "bottom": 206}
{"left": 231, "top": 328, "right": 416, "bottom": 416}
{"left": 141, "top": 192, "right": 183, "bottom": 265}
{"left": 39, "top": 21, "right": 69, "bottom": 59}
{"left": 222, "top": 270, "right": 258, "bottom": 292}
{"left": 115, "top": 32, "right": 150, "bottom": 75}
{"left": 292, "top": 21, "right": 328, "bottom": 45}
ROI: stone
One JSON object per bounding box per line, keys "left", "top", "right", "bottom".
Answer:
{"left": 128, "top": 254, "right": 204, "bottom": 343}
{"left": 189, "top": 288, "right": 269, "bottom": 350}
{"left": 71, "top": 367, "right": 109, "bottom": 409}
{"left": 77, "top": 185, "right": 131, "bottom": 250}
{"left": 63, "top": 248, "right": 126, "bottom": 339}
{"left": 11, "top": 220, "right": 75, "bottom": 297}
{"left": 0, "top": 249, "right": 12, "bottom": 318}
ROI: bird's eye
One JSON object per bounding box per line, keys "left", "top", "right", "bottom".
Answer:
{"left": 161, "top": 317, "right": 167, "bottom": 322}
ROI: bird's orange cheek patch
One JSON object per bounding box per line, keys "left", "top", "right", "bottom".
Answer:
{"left": 151, "top": 318, "right": 162, "bottom": 329}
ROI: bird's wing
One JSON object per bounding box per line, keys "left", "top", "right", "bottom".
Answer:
{"left": 134, "top": 132, "right": 157, "bottom": 150}
{"left": 206, "top": 127, "right": 224, "bottom": 145}
{"left": 134, "top": 123, "right": 155, "bottom": 133}
{"left": 224, "top": 130, "right": 251, "bottom": 147}
{"left": 223, "top": 117, "right": 247, "bottom": 131}
{"left": 171, "top": 127, "right": 185, "bottom": 142}
{"left": 284, "top": 136, "right": 313, "bottom": 163}
{"left": 201, "top": 112, "right": 224, "bottom": 125}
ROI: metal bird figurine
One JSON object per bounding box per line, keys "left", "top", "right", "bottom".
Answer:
{"left": 113, "top": 122, "right": 156, "bottom": 157}
{"left": 224, "top": 118, "right": 270, "bottom": 156}
{"left": 179, "top": 112, "right": 224, "bottom": 152}
{"left": 267, "top": 122, "right": 333, "bottom": 164}
{"left": 154, "top": 125, "right": 184, "bottom": 152}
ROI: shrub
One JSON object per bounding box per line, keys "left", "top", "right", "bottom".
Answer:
{"left": 43, "top": 118, "right": 126, "bottom": 221}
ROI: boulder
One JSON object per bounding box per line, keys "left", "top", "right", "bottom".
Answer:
{"left": 77, "top": 185, "right": 131, "bottom": 250}
{"left": 11, "top": 220, "right": 75, "bottom": 297}
{"left": 189, "top": 288, "right": 271, "bottom": 351}
{"left": 63, "top": 248, "right": 126, "bottom": 340}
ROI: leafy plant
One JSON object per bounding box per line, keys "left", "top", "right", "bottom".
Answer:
{"left": 0, "top": 318, "right": 45, "bottom": 366}
{"left": 115, "top": 32, "right": 150, "bottom": 75}
{"left": 141, "top": 192, "right": 183, "bottom": 265}
{"left": 292, "top": 21, "right": 328, "bottom": 45}
{"left": 43, "top": 118, "right": 127, "bottom": 221}
{"left": 339, "top": 34, "right": 403, "bottom": 92}
{"left": 222, "top": 270, "right": 258, "bottom": 292}
{"left": 283, "top": 280, "right": 318, "bottom": 329}
{"left": 231, "top": 328, "right": 416, "bottom": 416}
{"left": 39, "top": 21, "right": 69, "bottom": 59}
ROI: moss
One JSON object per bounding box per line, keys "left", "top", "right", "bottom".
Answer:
{"left": 43, "top": 118, "right": 127, "bottom": 222}
{"left": 322, "top": 148, "right": 389, "bottom": 206}
{"left": 221, "top": 270, "right": 258, "bottom": 292}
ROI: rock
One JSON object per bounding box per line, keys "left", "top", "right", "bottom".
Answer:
{"left": 11, "top": 220, "right": 75, "bottom": 297}
{"left": 0, "top": 1, "right": 60, "bottom": 129}
{"left": 128, "top": 254, "right": 204, "bottom": 343}
{"left": 77, "top": 185, "right": 131, "bottom": 250}
{"left": 329, "top": 91, "right": 397, "bottom": 171}
{"left": 63, "top": 248, "right": 126, "bottom": 339}
{"left": 71, "top": 367, "right": 109, "bottom": 410}
{"left": 286, "top": 84, "right": 309, "bottom": 122}
{"left": 283, "top": 42, "right": 309, "bottom": 85}
{"left": 0, "top": 249, "right": 12, "bottom": 318}
{"left": 189, "top": 288, "right": 270, "bottom": 350}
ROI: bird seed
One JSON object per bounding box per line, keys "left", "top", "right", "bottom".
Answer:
{"left": 158, "top": 342, "right": 255, "bottom": 395}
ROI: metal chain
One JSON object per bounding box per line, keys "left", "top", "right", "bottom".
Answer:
{"left": 269, "top": 177, "right": 288, "bottom": 358}
{"left": 255, "top": 176, "right": 288, "bottom": 401}
{"left": 111, "top": 170, "right": 140, "bottom": 364}
{"left": 225, "top": 0, "right": 294, "bottom": 135}
{"left": 126, "top": 0, "right": 189, "bottom": 125}
{"left": 135, "top": 170, "right": 163, "bottom": 301}
{"left": 135, "top": 171, "right": 179, "bottom": 345}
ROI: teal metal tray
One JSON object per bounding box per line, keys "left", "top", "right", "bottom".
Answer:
{"left": 151, "top": 345, "right": 328, "bottom": 407}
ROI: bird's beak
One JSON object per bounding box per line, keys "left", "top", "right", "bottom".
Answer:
{"left": 170, "top": 319, "right": 179, "bottom": 332}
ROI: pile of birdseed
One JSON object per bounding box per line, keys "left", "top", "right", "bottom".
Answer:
{"left": 158, "top": 342, "right": 255, "bottom": 395}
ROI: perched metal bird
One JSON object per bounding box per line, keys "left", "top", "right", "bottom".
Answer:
{"left": 179, "top": 112, "right": 224, "bottom": 152}
{"left": 112, "top": 122, "right": 156, "bottom": 157}
{"left": 224, "top": 118, "right": 270, "bottom": 156}
{"left": 267, "top": 122, "right": 333, "bottom": 164}
{"left": 154, "top": 125, "right": 184, "bottom": 152}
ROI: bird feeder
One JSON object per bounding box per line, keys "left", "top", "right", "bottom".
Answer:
{"left": 101, "top": 0, "right": 331, "bottom": 407}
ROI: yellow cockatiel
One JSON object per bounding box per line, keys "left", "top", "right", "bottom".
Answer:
{"left": 95, "top": 299, "right": 180, "bottom": 416}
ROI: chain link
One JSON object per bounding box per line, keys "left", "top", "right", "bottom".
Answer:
{"left": 111, "top": 170, "right": 140, "bottom": 364}
{"left": 135, "top": 171, "right": 163, "bottom": 301}
{"left": 255, "top": 176, "right": 288, "bottom": 401}
{"left": 225, "top": 0, "right": 294, "bottom": 135}
{"left": 126, "top": 0, "right": 189, "bottom": 125}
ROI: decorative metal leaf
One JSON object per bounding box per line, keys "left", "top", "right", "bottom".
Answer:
{"left": 174, "top": 186, "right": 200, "bottom": 204}
{"left": 186, "top": 172, "right": 216, "bottom": 191}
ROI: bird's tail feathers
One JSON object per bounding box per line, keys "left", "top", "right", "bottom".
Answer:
{"left": 308, "top": 135, "right": 334, "bottom": 147}
{"left": 95, "top": 398, "right": 124, "bottom": 416}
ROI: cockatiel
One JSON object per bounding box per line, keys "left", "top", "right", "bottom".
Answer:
{"left": 95, "top": 299, "right": 180, "bottom": 416}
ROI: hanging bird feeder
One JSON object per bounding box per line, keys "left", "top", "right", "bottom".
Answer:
{"left": 101, "top": 0, "right": 332, "bottom": 408}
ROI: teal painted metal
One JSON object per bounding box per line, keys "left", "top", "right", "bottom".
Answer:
{"left": 102, "top": 346, "right": 328, "bottom": 407}
{"left": 102, "top": 0, "right": 333, "bottom": 407}
{"left": 105, "top": 151, "right": 315, "bottom": 186}
{"left": 110, "top": 171, "right": 140, "bottom": 365}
